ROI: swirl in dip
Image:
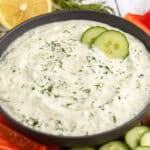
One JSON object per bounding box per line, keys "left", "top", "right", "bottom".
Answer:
{"left": 0, "top": 20, "right": 150, "bottom": 136}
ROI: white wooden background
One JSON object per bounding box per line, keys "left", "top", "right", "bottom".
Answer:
{"left": 83, "top": 0, "right": 150, "bottom": 16}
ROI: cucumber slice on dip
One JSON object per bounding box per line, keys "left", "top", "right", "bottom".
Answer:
{"left": 80, "top": 26, "right": 107, "bottom": 47}
{"left": 99, "top": 141, "right": 130, "bottom": 150}
{"left": 94, "top": 30, "right": 129, "bottom": 59}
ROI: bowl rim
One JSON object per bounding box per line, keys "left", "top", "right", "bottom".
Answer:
{"left": 0, "top": 10, "right": 150, "bottom": 144}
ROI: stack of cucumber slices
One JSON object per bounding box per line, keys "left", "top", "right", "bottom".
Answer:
{"left": 69, "top": 126, "right": 150, "bottom": 150}
{"left": 80, "top": 26, "right": 129, "bottom": 59}
{"left": 125, "top": 126, "right": 150, "bottom": 150}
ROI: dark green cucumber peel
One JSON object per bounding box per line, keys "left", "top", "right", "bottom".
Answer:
{"left": 94, "top": 30, "right": 129, "bottom": 59}
{"left": 80, "top": 26, "right": 107, "bottom": 47}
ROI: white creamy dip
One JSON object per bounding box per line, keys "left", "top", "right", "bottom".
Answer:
{"left": 0, "top": 20, "right": 150, "bottom": 136}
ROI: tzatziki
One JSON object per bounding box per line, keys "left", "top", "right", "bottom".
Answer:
{"left": 0, "top": 20, "right": 150, "bottom": 136}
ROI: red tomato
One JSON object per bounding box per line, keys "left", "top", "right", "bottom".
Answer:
{"left": 0, "top": 115, "right": 10, "bottom": 127}
{"left": 0, "top": 115, "right": 61, "bottom": 150}
{"left": 142, "top": 11, "right": 150, "bottom": 29}
{"left": 0, "top": 115, "right": 11, "bottom": 127}
{"left": 0, "top": 122, "right": 47, "bottom": 150}
{"left": 124, "top": 13, "right": 150, "bottom": 35}
{"left": 0, "top": 136, "right": 20, "bottom": 150}
{"left": 125, "top": 13, "right": 143, "bottom": 20}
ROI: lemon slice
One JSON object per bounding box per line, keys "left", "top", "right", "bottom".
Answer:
{"left": 0, "top": 0, "right": 52, "bottom": 29}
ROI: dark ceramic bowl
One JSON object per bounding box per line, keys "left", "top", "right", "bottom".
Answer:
{"left": 0, "top": 10, "right": 150, "bottom": 147}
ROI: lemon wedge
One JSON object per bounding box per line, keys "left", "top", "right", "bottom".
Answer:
{"left": 0, "top": 0, "right": 52, "bottom": 29}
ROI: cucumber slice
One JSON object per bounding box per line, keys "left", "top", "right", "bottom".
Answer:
{"left": 125, "top": 126, "right": 150, "bottom": 149}
{"left": 69, "top": 147, "right": 95, "bottom": 150}
{"left": 98, "top": 141, "right": 130, "bottom": 150}
{"left": 135, "top": 146, "right": 150, "bottom": 150}
{"left": 80, "top": 26, "right": 107, "bottom": 47}
{"left": 94, "top": 30, "right": 129, "bottom": 59}
{"left": 140, "top": 131, "right": 150, "bottom": 147}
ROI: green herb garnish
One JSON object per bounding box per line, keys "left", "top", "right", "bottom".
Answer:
{"left": 53, "top": 0, "right": 115, "bottom": 14}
